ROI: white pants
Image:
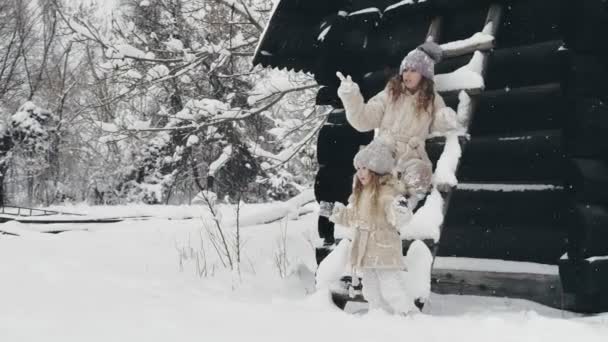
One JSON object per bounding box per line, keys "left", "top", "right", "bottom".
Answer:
{"left": 361, "top": 269, "right": 418, "bottom": 315}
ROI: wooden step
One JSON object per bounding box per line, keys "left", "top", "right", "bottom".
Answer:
{"left": 427, "top": 130, "right": 567, "bottom": 183}
{"left": 470, "top": 83, "right": 566, "bottom": 135}
{"left": 438, "top": 185, "right": 570, "bottom": 264}
{"left": 445, "top": 186, "right": 569, "bottom": 227}
{"left": 432, "top": 267, "right": 575, "bottom": 311}
{"left": 331, "top": 256, "right": 578, "bottom": 312}
{"left": 438, "top": 223, "right": 568, "bottom": 265}
{"left": 485, "top": 40, "right": 568, "bottom": 90}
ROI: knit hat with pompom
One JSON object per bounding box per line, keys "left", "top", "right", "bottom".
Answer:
{"left": 353, "top": 138, "right": 396, "bottom": 175}
{"left": 399, "top": 41, "right": 444, "bottom": 79}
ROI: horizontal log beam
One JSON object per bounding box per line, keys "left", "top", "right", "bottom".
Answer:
{"left": 470, "top": 83, "right": 566, "bottom": 135}
{"left": 438, "top": 223, "right": 568, "bottom": 264}
{"left": 485, "top": 40, "right": 568, "bottom": 90}
{"left": 427, "top": 130, "right": 567, "bottom": 183}
{"left": 431, "top": 268, "right": 576, "bottom": 310}
{"left": 445, "top": 187, "right": 569, "bottom": 227}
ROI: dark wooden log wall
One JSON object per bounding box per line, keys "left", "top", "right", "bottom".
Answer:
{"left": 253, "top": 0, "right": 608, "bottom": 313}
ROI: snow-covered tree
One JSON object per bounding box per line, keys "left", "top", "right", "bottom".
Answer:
{"left": 0, "top": 0, "right": 323, "bottom": 206}
{"left": 63, "top": 0, "right": 322, "bottom": 204}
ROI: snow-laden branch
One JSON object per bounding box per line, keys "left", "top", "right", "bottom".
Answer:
{"left": 209, "top": 145, "right": 233, "bottom": 177}
{"left": 214, "top": 0, "right": 264, "bottom": 32}
{"left": 118, "top": 83, "right": 319, "bottom": 134}
{"left": 247, "top": 119, "right": 324, "bottom": 168}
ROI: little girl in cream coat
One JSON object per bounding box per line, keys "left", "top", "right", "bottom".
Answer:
{"left": 330, "top": 138, "right": 419, "bottom": 315}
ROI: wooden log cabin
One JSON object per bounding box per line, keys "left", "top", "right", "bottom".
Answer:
{"left": 253, "top": 0, "right": 608, "bottom": 313}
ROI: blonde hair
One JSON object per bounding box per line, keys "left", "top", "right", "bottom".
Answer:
{"left": 351, "top": 172, "right": 394, "bottom": 222}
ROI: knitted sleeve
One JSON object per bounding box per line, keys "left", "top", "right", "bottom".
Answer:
{"left": 339, "top": 88, "right": 387, "bottom": 132}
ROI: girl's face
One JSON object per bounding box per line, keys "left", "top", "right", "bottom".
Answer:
{"left": 402, "top": 69, "right": 423, "bottom": 91}
{"left": 356, "top": 167, "right": 372, "bottom": 186}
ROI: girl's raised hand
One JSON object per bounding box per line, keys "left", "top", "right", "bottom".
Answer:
{"left": 336, "top": 71, "right": 359, "bottom": 97}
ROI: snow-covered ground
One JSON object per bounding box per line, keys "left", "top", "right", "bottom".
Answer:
{"left": 1, "top": 203, "right": 607, "bottom": 341}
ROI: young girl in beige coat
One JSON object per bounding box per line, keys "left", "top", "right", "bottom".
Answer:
{"left": 337, "top": 42, "right": 460, "bottom": 208}
{"left": 329, "top": 138, "right": 418, "bottom": 315}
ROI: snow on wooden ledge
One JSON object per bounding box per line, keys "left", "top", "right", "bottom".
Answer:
{"left": 434, "top": 257, "right": 559, "bottom": 275}
{"left": 432, "top": 133, "right": 461, "bottom": 190}
{"left": 435, "top": 51, "right": 485, "bottom": 93}
{"left": 441, "top": 32, "right": 495, "bottom": 57}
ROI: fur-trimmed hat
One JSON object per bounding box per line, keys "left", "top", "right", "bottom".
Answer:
{"left": 399, "top": 41, "right": 444, "bottom": 79}
{"left": 353, "top": 138, "right": 396, "bottom": 175}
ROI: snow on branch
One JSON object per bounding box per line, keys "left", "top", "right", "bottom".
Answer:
{"left": 248, "top": 120, "right": 324, "bottom": 167}
{"left": 223, "top": 189, "right": 316, "bottom": 227}
{"left": 214, "top": 0, "right": 264, "bottom": 32}
{"left": 209, "top": 145, "right": 233, "bottom": 177}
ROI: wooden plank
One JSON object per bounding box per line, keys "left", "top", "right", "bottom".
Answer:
{"left": 426, "top": 130, "right": 568, "bottom": 183}
{"left": 431, "top": 268, "right": 576, "bottom": 311}
{"left": 470, "top": 83, "right": 565, "bottom": 135}
{"left": 12, "top": 218, "right": 123, "bottom": 224}
{"left": 445, "top": 187, "right": 569, "bottom": 227}
{"left": 330, "top": 266, "right": 578, "bottom": 312}
{"left": 438, "top": 223, "right": 568, "bottom": 265}
{"left": 453, "top": 130, "right": 565, "bottom": 180}
{"left": 0, "top": 205, "right": 85, "bottom": 217}
{"left": 485, "top": 40, "right": 568, "bottom": 90}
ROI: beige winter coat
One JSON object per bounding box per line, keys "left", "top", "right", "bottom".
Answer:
{"left": 330, "top": 177, "right": 410, "bottom": 270}
{"left": 339, "top": 85, "right": 458, "bottom": 170}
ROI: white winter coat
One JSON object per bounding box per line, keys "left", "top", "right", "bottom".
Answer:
{"left": 338, "top": 85, "right": 459, "bottom": 175}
